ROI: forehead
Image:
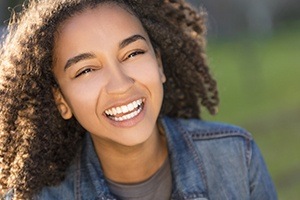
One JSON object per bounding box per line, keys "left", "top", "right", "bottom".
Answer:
{"left": 53, "top": 3, "right": 150, "bottom": 62}
{"left": 56, "top": 3, "right": 146, "bottom": 39}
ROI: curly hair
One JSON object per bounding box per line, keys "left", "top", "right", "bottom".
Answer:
{"left": 0, "top": 0, "right": 219, "bottom": 198}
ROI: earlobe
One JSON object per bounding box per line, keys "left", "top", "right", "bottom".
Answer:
{"left": 159, "top": 67, "right": 166, "bottom": 83}
{"left": 156, "top": 51, "right": 166, "bottom": 83}
{"left": 53, "top": 88, "right": 73, "bottom": 120}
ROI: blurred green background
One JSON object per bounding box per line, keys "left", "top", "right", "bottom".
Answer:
{"left": 1, "top": 0, "right": 299, "bottom": 199}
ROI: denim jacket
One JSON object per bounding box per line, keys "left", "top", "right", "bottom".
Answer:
{"left": 5, "top": 116, "right": 277, "bottom": 199}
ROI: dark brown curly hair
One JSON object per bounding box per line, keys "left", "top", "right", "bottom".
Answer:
{"left": 0, "top": 0, "right": 219, "bottom": 198}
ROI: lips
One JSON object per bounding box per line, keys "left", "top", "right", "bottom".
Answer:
{"left": 104, "top": 98, "right": 144, "bottom": 122}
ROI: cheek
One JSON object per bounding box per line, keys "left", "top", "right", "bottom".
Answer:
{"left": 61, "top": 79, "right": 104, "bottom": 113}
{"left": 63, "top": 86, "right": 102, "bottom": 133}
{"left": 67, "top": 75, "right": 105, "bottom": 96}
{"left": 129, "top": 63, "right": 165, "bottom": 101}
{"left": 127, "top": 59, "right": 164, "bottom": 85}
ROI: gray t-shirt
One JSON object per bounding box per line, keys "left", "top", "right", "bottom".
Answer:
{"left": 106, "top": 157, "right": 172, "bottom": 200}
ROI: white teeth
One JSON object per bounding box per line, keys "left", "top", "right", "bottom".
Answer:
{"left": 112, "top": 108, "right": 117, "bottom": 116}
{"left": 104, "top": 99, "right": 144, "bottom": 119}
{"left": 121, "top": 105, "right": 128, "bottom": 113}
{"left": 116, "top": 107, "right": 122, "bottom": 114}
{"left": 128, "top": 103, "right": 134, "bottom": 111}
{"left": 112, "top": 107, "right": 142, "bottom": 122}
{"left": 133, "top": 101, "right": 138, "bottom": 108}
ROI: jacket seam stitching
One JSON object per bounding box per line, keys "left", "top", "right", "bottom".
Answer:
{"left": 189, "top": 130, "right": 252, "bottom": 141}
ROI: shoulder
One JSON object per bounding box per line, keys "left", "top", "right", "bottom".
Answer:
{"left": 161, "top": 116, "right": 256, "bottom": 167}
{"left": 161, "top": 116, "right": 255, "bottom": 167}
{"left": 160, "top": 117, "right": 277, "bottom": 199}
{"left": 161, "top": 116, "right": 252, "bottom": 141}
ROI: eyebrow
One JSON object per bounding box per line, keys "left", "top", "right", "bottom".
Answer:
{"left": 64, "top": 52, "right": 96, "bottom": 71}
{"left": 64, "top": 34, "right": 147, "bottom": 71}
{"left": 119, "top": 34, "right": 147, "bottom": 49}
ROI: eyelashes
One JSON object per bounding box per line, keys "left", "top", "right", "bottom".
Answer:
{"left": 75, "top": 67, "right": 97, "bottom": 78}
{"left": 126, "top": 50, "right": 145, "bottom": 60}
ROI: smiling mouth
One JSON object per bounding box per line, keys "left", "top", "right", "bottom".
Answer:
{"left": 104, "top": 98, "right": 144, "bottom": 122}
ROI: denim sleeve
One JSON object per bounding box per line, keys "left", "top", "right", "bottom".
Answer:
{"left": 249, "top": 140, "right": 278, "bottom": 200}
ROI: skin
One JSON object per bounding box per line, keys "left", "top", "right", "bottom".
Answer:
{"left": 53, "top": 3, "right": 168, "bottom": 183}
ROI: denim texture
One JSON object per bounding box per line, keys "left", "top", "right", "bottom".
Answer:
{"left": 7, "top": 116, "right": 277, "bottom": 199}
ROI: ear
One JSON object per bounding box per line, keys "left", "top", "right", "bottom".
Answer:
{"left": 53, "top": 88, "right": 73, "bottom": 120}
{"left": 155, "top": 50, "right": 166, "bottom": 83}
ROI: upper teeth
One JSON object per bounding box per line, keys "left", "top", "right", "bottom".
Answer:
{"left": 105, "top": 99, "right": 143, "bottom": 116}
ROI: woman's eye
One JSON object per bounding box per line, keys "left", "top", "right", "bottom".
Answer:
{"left": 127, "top": 50, "right": 145, "bottom": 59}
{"left": 75, "top": 68, "right": 94, "bottom": 78}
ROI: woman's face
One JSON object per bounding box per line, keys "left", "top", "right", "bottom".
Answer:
{"left": 53, "top": 3, "right": 166, "bottom": 146}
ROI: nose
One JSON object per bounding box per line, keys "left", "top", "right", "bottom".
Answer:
{"left": 105, "top": 63, "right": 134, "bottom": 94}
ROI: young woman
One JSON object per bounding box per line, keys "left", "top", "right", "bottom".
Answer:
{"left": 0, "top": 0, "right": 277, "bottom": 199}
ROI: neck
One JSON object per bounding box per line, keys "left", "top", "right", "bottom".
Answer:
{"left": 93, "top": 124, "right": 168, "bottom": 184}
